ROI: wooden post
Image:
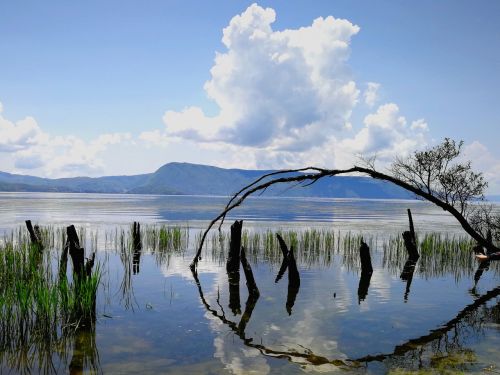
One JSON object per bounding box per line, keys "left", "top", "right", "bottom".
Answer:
{"left": 358, "top": 240, "right": 373, "bottom": 303}
{"left": 67, "top": 225, "right": 85, "bottom": 279}
{"left": 132, "top": 222, "right": 142, "bottom": 274}
{"left": 25, "top": 220, "right": 43, "bottom": 249}
{"left": 402, "top": 209, "right": 419, "bottom": 261}
{"left": 66, "top": 225, "right": 95, "bottom": 279}
{"left": 227, "top": 220, "right": 243, "bottom": 273}
{"left": 132, "top": 222, "right": 142, "bottom": 250}
{"left": 359, "top": 240, "right": 373, "bottom": 274}
{"left": 227, "top": 220, "right": 243, "bottom": 315}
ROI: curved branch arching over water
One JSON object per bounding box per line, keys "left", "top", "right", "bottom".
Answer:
{"left": 191, "top": 166, "right": 499, "bottom": 270}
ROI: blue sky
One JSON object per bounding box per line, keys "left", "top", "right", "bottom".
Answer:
{"left": 1, "top": 1, "right": 499, "bottom": 190}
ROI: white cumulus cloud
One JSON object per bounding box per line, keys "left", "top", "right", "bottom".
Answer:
{"left": 0, "top": 102, "right": 131, "bottom": 177}
{"left": 338, "top": 103, "right": 429, "bottom": 165}
{"left": 138, "top": 4, "right": 436, "bottom": 171}
{"left": 148, "top": 3, "right": 361, "bottom": 154}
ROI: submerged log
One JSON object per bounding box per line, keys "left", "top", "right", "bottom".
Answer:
{"left": 25, "top": 220, "right": 43, "bottom": 249}
{"left": 402, "top": 209, "right": 419, "bottom": 261}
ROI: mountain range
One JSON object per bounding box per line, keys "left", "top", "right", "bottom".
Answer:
{"left": 0, "top": 162, "right": 415, "bottom": 199}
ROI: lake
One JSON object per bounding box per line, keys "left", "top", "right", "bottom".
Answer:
{"left": 0, "top": 192, "right": 499, "bottom": 374}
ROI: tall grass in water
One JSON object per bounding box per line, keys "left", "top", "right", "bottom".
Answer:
{"left": 0, "top": 227, "right": 101, "bottom": 373}
{"left": 203, "top": 227, "right": 499, "bottom": 279}
{"left": 205, "top": 228, "right": 366, "bottom": 269}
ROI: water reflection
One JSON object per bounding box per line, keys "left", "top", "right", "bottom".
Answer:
{"left": 400, "top": 259, "right": 417, "bottom": 302}
{"left": 1, "top": 219, "right": 500, "bottom": 374}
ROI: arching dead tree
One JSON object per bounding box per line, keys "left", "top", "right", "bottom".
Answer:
{"left": 191, "top": 139, "right": 499, "bottom": 270}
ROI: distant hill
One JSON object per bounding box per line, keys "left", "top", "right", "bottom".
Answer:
{"left": 0, "top": 162, "right": 415, "bottom": 199}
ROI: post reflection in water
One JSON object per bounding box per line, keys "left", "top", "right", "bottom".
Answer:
{"left": 400, "top": 259, "right": 418, "bottom": 302}
{"left": 357, "top": 271, "right": 372, "bottom": 304}
{"left": 68, "top": 322, "right": 100, "bottom": 375}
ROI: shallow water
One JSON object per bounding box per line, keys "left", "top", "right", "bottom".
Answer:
{"left": 0, "top": 193, "right": 499, "bottom": 374}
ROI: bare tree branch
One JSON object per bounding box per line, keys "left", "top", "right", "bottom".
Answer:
{"left": 191, "top": 168, "right": 499, "bottom": 270}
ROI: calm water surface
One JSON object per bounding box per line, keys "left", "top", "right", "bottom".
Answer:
{"left": 0, "top": 192, "right": 499, "bottom": 374}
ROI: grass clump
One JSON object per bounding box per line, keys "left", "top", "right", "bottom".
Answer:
{"left": 0, "top": 233, "right": 101, "bottom": 362}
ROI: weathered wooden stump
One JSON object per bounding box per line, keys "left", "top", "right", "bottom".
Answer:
{"left": 227, "top": 220, "right": 243, "bottom": 315}
{"left": 227, "top": 220, "right": 242, "bottom": 273}
{"left": 402, "top": 209, "right": 419, "bottom": 261}
{"left": 357, "top": 240, "right": 373, "bottom": 303}
{"left": 25, "top": 220, "right": 43, "bottom": 249}
{"left": 132, "top": 222, "right": 142, "bottom": 274}
{"left": 359, "top": 240, "right": 373, "bottom": 275}
{"left": 66, "top": 225, "right": 95, "bottom": 279}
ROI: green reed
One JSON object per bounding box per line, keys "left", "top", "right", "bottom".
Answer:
{"left": 0, "top": 226, "right": 101, "bottom": 367}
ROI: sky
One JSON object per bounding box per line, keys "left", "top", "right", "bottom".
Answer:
{"left": 1, "top": 1, "right": 500, "bottom": 191}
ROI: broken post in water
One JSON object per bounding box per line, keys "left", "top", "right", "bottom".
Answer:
{"left": 402, "top": 209, "right": 420, "bottom": 261}
{"left": 66, "top": 225, "right": 95, "bottom": 280}
{"left": 227, "top": 220, "right": 243, "bottom": 315}
{"left": 358, "top": 240, "right": 373, "bottom": 303}
{"left": 132, "top": 221, "right": 142, "bottom": 274}
{"left": 25, "top": 220, "right": 43, "bottom": 249}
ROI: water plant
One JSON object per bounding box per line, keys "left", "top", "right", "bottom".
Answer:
{"left": 0, "top": 226, "right": 101, "bottom": 373}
